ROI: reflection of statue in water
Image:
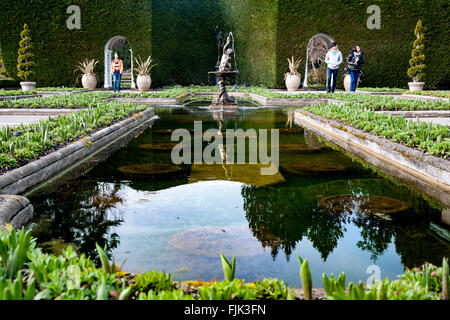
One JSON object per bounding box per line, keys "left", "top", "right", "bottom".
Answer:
{"left": 219, "top": 36, "right": 233, "bottom": 72}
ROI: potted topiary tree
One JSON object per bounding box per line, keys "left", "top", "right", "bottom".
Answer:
{"left": 74, "top": 59, "right": 98, "bottom": 90}
{"left": 284, "top": 56, "right": 302, "bottom": 91}
{"left": 17, "top": 23, "right": 36, "bottom": 91}
{"left": 407, "top": 20, "right": 426, "bottom": 91}
{"left": 134, "top": 55, "right": 156, "bottom": 92}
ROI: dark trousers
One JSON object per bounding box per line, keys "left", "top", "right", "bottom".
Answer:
{"left": 350, "top": 70, "right": 360, "bottom": 92}
{"left": 113, "top": 72, "right": 122, "bottom": 91}
{"left": 327, "top": 68, "right": 339, "bottom": 93}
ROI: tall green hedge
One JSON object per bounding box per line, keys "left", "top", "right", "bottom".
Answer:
{"left": 275, "top": 0, "right": 449, "bottom": 89}
{"left": 0, "top": 0, "right": 152, "bottom": 87}
{"left": 222, "top": 0, "right": 449, "bottom": 89}
{"left": 220, "top": 0, "right": 278, "bottom": 87}
{"left": 151, "top": 0, "right": 223, "bottom": 87}
{"left": 0, "top": 0, "right": 448, "bottom": 89}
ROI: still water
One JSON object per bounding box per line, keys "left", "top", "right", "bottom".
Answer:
{"left": 28, "top": 103, "right": 450, "bottom": 288}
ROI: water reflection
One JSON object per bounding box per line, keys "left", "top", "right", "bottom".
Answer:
{"left": 27, "top": 105, "right": 450, "bottom": 282}
{"left": 31, "top": 182, "right": 124, "bottom": 262}
{"left": 241, "top": 178, "right": 450, "bottom": 266}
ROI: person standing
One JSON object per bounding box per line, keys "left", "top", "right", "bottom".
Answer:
{"left": 347, "top": 46, "right": 365, "bottom": 92}
{"left": 111, "top": 52, "right": 123, "bottom": 93}
{"left": 324, "top": 42, "right": 343, "bottom": 93}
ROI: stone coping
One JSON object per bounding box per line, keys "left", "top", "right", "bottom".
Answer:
{"left": 110, "top": 90, "right": 449, "bottom": 106}
{"left": 294, "top": 110, "right": 450, "bottom": 208}
{"left": 0, "top": 195, "right": 34, "bottom": 231}
{"left": 0, "top": 108, "right": 156, "bottom": 195}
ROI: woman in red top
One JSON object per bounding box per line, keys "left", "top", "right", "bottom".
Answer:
{"left": 111, "top": 52, "right": 124, "bottom": 93}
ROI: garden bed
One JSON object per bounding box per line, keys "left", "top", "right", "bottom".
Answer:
{"left": 0, "top": 229, "right": 447, "bottom": 300}
{"left": 0, "top": 104, "right": 155, "bottom": 194}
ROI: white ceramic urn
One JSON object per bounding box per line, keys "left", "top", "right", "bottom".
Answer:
{"left": 81, "top": 74, "right": 97, "bottom": 91}
{"left": 408, "top": 82, "right": 425, "bottom": 92}
{"left": 137, "top": 74, "right": 151, "bottom": 92}
{"left": 285, "top": 74, "right": 301, "bottom": 92}
{"left": 20, "top": 82, "right": 36, "bottom": 91}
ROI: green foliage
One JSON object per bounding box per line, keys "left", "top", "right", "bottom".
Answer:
{"left": 16, "top": 24, "right": 35, "bottom": 82}
{"left": 220, "top": 253, "right": 236, "bottom": 281}
{"left": 0, "top": 228, "right": 35, "bottom": 279}
{"left": 0, "top": 48, "right": 9, "bottom": 79}
{"left": 0, "top": 229, "right": 448, "bottom": 300}
{"left": 0, "top": 79, "right": 19, "bottom": 88}
{"left": 138, "top": 289, "right": 194, "bottom": 300}
{"left": 0, "top": 1, "right": 448, "bottom": 88}
{"left": 275, "top": 0, "right": 448, "bottom": 89}
{"left": 0, "top": 0, "right": 152, "bottom": 87}
{"left": 304, "top": 102, "right": 450, "bottom": 158}
{"left": 0, "top": 89, "right": 36, "bottom": 97}
{"left": 298, "top": 255, "right": 312, "bottom": 300}
{"left": 0, "top": 93, "right": 147, "bottom": 172}
{"left": 133, "top": 271, "right": 173, "bottom": 293}
{"left": 441, "top": 257, "right": 448, "bottom": 300}
{"left": 407, "top": 20, "right": 426, "bottom": 82}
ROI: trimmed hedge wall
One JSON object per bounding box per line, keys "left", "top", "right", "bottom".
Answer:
{"left": 220, "top": 0, "right": 278, "bottom": 87}
{"left": 275, "top": 0, "right": 450, "bottom": 90}
{"left": 151, "top": 0, "right": 223, "bottom": 87}
{"left": 0, "top": 0, "right": 448, "bottom": 89}
{"left": 0, "top": 0, "right": 152, "bottom": 87}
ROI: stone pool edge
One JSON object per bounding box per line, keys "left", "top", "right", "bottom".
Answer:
{"left": 294, "top": 110, "right": 450, "bottom": 208}
{"left": 0, "top": 107, "right": 156, "bottom": 195}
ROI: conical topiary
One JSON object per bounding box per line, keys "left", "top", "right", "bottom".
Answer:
{"left": 16, "top": 23, "right": 36, "bottom": 82}
{"left": 407, "top": 20, "right": 426, "bottom": 82}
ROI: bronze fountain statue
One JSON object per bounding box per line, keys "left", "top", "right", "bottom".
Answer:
{"left": 209, "top": 34, "right": 239, "bottom": 110}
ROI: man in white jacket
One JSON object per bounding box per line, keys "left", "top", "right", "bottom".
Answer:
{"left": 324, "top": 42, "right": 343, "bottom": 93}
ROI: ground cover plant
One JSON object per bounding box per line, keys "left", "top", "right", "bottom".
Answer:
{"left": 0, "top": 89, "right": 37, "bottom": 97}
{"left": 0, "top": 101, "right": 147, "bottom": 171}
{"left": 0, "top": 228, "right": 448, "bottom": 300}
{"left": 302, "top": 103, "right": 450, "bottom": 158}
{"left": 0, "top": 91, "right": 112, "bottom": 109}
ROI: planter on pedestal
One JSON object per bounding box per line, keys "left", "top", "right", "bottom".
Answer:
{"left": 20, "top": 82, "right": 36, "bottom": 91}
{"left": 408, "top": 82, "right": 425, "bottom": 92}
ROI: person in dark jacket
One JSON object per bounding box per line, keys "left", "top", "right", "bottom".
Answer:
{"left": 347, "top": 46, "right": 365, "bottom": 92}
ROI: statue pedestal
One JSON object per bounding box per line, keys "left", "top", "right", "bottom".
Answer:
{"left": 208, "top": 71, "right": 239, "bottom": 110}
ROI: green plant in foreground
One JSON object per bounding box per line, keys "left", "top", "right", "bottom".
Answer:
{"left": 298, "top": 255, "right": 312, "bottom": 300}
{"left": 443, "top": 257, "right": 449, "bottom": 300}
{"left": 133, "top": 271, "right": 173, "bottom": 293}
{"left": 16, "top": 24, "right": 35, "bottom": 83}
{"left": 221, "top": 253, "right": 236, "bottom": 281}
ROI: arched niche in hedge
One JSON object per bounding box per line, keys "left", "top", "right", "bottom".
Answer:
{"left": 303, "top": 33, "right": 335, "bottom": 88}
{"left": 104, "top": 35, "right": 135, "bottom": 89}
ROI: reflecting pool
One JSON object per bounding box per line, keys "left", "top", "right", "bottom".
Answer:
{"left": 27, "top": 103, "right": 450, "bottom": 288}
